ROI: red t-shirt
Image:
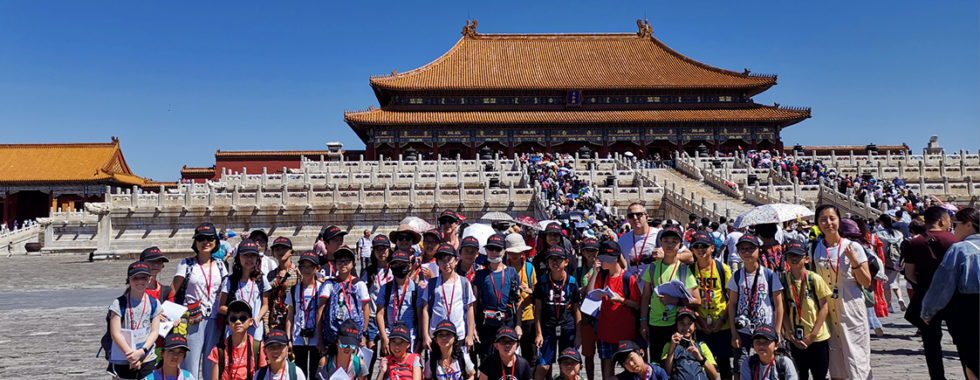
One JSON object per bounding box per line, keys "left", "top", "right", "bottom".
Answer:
{"left": 904, "top": 230, "right": 957, "bottom": 285}
{"left": 145, "top": 281, "right": 173, "bottom": 303}
{"left": 207, "top": 337, "right": 268, "bottom": 380}
{"left": 596, "top": 271, "right": 641, "bottom": 343}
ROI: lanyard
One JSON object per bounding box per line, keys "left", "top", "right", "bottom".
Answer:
{"left": 745, "top": 269, "right": 761, "bottom": 318}
{"left": 696, "top": 261, "right": 715, "bottom": 310}
{"left": 754, "top": 357, "right": 775, "bottom": 380}
{"left": 335, "top": 355, "right": 353, "bottom": 376}
{"left": 155, "top": 369, "right": 180, "bottom": 380}
{"left": 198, "top": 260, "right": 215, "bottom": 301}
{"left": 269, "top": 363, "right": 287, "bottom": 380}
{"left": 302, "top": 282, "right": 318, "bottom": 327}
{"left": 338, "top": 277, "right": 354, "bottom": 316}
{"left": 501, "top": 357, "right": 516, "bottom": 380}
{"left": 633, "top": 231, "right": 652, "bottom": 266}
{"left": 551, "top": 274, "right": 568, "bottom": 318}
{"left": 826, "top": 240, "right": 845, "bottom": 285}
{"left": 789, "top": 270, "right": 807, "bottom": 324}
{"left": 657, "top": 261, "right": 680, "bottom": 286}
{"left": 636, "top": 365, "right": 653, "bottom": 380}
{"left": 441, "top": 358, "right": 457, "bottom": 380}
{"left": 275, "top": 265, "right": 292, "bottom": 307}
{"left": 521, "top": 263, "right": 532, "bottom": 286}
{"left": 127, "top": 293, "right": 148, "bottom": 330}
{"left": 441, "top": 277, "right": 457, "bottom": 317}
{"left": 392, "top": 279, "right": 411, "bottom": 321}
{"left": 238, "top": 280, "right": 257, "bottom": 305}
{"left": 489, "top": 270, "right": 505, "bottom": 305}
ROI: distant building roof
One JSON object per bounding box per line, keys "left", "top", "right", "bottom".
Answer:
{"left": 0, "top": 138, "right": 149, "bottom": 185}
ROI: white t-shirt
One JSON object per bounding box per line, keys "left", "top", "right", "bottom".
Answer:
{"left": 618, "top": 229, "right": 658, "bottom": 267}
{"left": 726, "top": 266, "right": 783, "bottom": 335}
{"left": 253, "top": 365, "right": 307, "bottom": 380}
{"left": 175, "top": 257, "right": 227, "bottom": 317}
{"left": 420, "top": 275, "right": 475, "bottom": 339}
{"left": 221, "top": 276, "right": 272, "bottom": 340}
{"left": 108, "top": 293, "right": 164, "bottom": 365}
{"left": 357, "top": 237, "right": 373, "bottom": 258}
{"left": 724, "top": 231, "right": 745, "bottom": 264}
{"left": 423, "top": 353, "right": 475, "bottom": 380}
{"left": 260, "top": 254, "right": 278, "bottom": 278}
{"left": 286, "top": 281, "right": 321, "bottom": 346}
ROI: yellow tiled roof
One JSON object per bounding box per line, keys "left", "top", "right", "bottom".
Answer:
{"left": 0, "top": 139, "right": 147, "bottom": 185}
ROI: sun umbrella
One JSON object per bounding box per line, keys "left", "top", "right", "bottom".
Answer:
{"left": 538, "top": 219, "right": 558, "bottom": 231}
{"left": 515, "top": 216, "right": 541, "bottom": 230}
{"left": 735, "top": 203, "right": 814, "bottom": 228}
{"left": 480, "top": 211, "right": 515, "bottom": 223}
{"left": 462, "top": 223, "right": 496, "bottom": 255}
{"left": 399, "top": 216, "right": 431, "bottom": 233}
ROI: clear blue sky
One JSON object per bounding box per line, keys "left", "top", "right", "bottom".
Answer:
{"left": 1, "top": 1, "right": 977, "bottom": 181}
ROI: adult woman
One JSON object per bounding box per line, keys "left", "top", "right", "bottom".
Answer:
{"left": 874, "top": 214, "right": 907, "bottom": 312}
{"left": 171, "top": 222, "right": 228, "bottom": 377}
{"left": 812, "top": 205, "right": 872, "bottom": 380}
{"left": 921, "top": 207, "right": 979, "bottom": 379}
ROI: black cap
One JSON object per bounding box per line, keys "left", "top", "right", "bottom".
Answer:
{"left": 193, "top": 223, "right": 218, "bottom": 238}
{"left": 227, "top": 299, "right": 253, "bottom": 316}
{"left": 545, "top": 222, "right": 563, "bottom": 236}
{"left": 690, "top": 231, "right": 714, "bottom": 247}
{"left": 612, "top": 340, "right": 643, "bottom": 364}
{"left": 659, "top": 225, "right": 683, "bottom": 240}
{"left": 163, "top": 333, "right": 189, "bottom": 350}
{"left": 271, "top": 236, "right": 292, "bottom": 249}
{"left": 390, "top": 249, "right": 412, "bottom": 263}
{"left": 582, "top": 237, "right": 600, "bottom": 251}
{"left": 423, "top": 229, "right": 444, "bottom": 242}
{"left": 558, "top": 347, "right": 583, "bottom": 364}
{"left": 322, "top": 225, "right": 347, "bottom": 241}
{"left": 248, "top": 230, "right": 268, "bottom": 242}
{"left": 338, "top": 319, "right": 362, "bottom": 346}
{"left": 434, "top": 320, "right": 457, "bottom": 335}
{"left": 597, "top": 240, "right": 622, "bottom": 263}
{"left": 675, "top": 307, "right": 697, "bottom": 322}
{"left": 139, "top": 246, "right": 168, "bottom": 262}
{"left": 389, "top": 322, "right": 412, "bottom": 343}
{"left": 237, "top": 239, "right": 260, "bottom": 256}
{"left": 264, "top": 329, "right": 290, "bottom": 346}
{"left": 784, "top": 239, "right": 807, "bottom": 256}
{"left": 128, "top": 261, "right": 151, "bottom": 277}
{"left": 372, "top": 235, "right": 391, "bottom": 248}
{"left": 752, "top": 324, "right": 778, "bottom": 341}
{"left": 298, "top": 250, "right": 319, "bottom": 265}
{"left": 737, "top": 233, "right": 763, "bottom": 248}
{"left": 495, "top": 326, "right": 519, "bottom": 342}
{"left": 333, "top": 246, "right": 356, "bottom": 261}
{"left": 439, "top": 210, "right": 461, "bottom": 224}
{"left": 546, "top": 246, "right": 566, "bottom": 260}
{"left": 434, "top": 243, "right": 458, "bottom": 259}
{"left": 460, "top": 236, "right": 480, "bottom": 249}
{"left": 485, "top": 233, "right": 506, "bottom": 249}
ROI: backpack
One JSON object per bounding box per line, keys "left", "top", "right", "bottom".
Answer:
{"left": 778, "top": 271, "right": 818, "bottom": 318}
{"left": 217, "top": 335, "right": 262, "bottom": 379}
{"left": 878, "top": 231, "right": 903, "bottom": 272}
{"left": 733, "top": 267, "right": 777, "bottom": 307}
{"left": 291, "top": 280, "right": 322, "bottom": 332}
{"left": 669, "top": 341, "right": 709, "bottom": 380}
{"left": 146, "top": 369, "right": 194, "bottom": 380}
{"left": 322, "top": 276, "right": 367, "bottom": 343}
{"left": 99, "top": 293, "right": 159, "bottom": 361}
{"left": 688, "top": 260, "right": 730, "bottom": 303}
{"left": 747, "top": 354, "right": 791, "bottom": 379}
{"left": 425, "top": 275, "right": 473, "bottom": 320}
{"left": 381, "top": 280, "right": 419, "bottom": 325}
{"left": 256, "top": 362, "right": 299, "bottom": 380}
{"left": 174, "top": 257, "right": 228, "bottom": 305}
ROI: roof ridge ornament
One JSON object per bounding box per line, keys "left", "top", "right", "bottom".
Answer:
{"left": 462, "top": 19, "right": 478, "bottom": 37}
{"left": 636, "top": 19, "right": 652, "bottom": 38}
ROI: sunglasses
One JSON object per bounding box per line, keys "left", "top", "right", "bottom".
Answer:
{"left": 395, "top": 234, "right": 415, "bottom": 242}
{"left": 485, "top": 246, "right": 503, "bottom": 252}
{"left": 737, "top": 246, "right": 758, "bottom": 253}
{"left": 339, "top": 343, "right": 358, "bottom": 350}
{"left": 497, "top": 340, "right": 518, "bottom": 347}
{"left": 195, "top": 236, "right": 216, "bottom": 243}
{"left": 627, "top": 212, "right": 646, "bottom": 220}
{"left": 439, "top": 218, "right": 456, "bottom": 225}
{"left": 228, "top": 314, "right": 250, "bottom": 324}
{"left": 691, "top": 244, "right": 710, "bottom": 250}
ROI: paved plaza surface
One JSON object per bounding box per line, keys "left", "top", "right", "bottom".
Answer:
{"left": 0, "top": 255, "right": 966, "bottom": 379}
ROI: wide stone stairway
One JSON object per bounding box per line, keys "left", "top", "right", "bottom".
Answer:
{"left": 646, "top": 167, "right": 755, "bottom": 220}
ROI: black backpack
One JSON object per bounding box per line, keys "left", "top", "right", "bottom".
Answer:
{"left": 688, "top": 259, "right": 730, "bottom": 303}
{"left": 256, "top": 362, "right": 298, "bottom": 380}
{"left": 748, "top": 354, "right": 792, "bottom": 378}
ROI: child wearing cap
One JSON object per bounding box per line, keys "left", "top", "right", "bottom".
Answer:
{"left": 377, "top": 250, "right": 420, "bottom": 354}
{"left": 377, "top": 322, "right": 422, "bottom": 380}
{"left": 419, "top": 229, "right": 445, "bottom": 281}
{"left": 147, "top": 333, "right": 196, "bottom": 380}
{"left": 268, "top": 237, "right": 300, "bottom": 334}
{"left": 477, "top": 327, "right": 534, "bottom": 380}
{"left": 662, "top": 308, "right": 717, "bottom": 380}
{"left": 286, "top": 251, "right": 325, "bottom": 378}
{"left": 141, "top": 246, "right": 174, "bottom": 303}
{"left": 573, "top": 238, "right": 600, "bottom": 380}
{"left": 472, "top": 234, "right": 522, "bottom": 358}
{"left": 738, "top": 326, "right": 797, "bottom": 380}
{"left": 611, "top": 340, "right": 667, "bottom": 380}
{"left": 533, "top": 246, "right": 582, "bottom": 380}
{"left": 554, "top": 348, "right": 583, "bottom": 380}
{"left": 255, "top": 329, "right": 307, "bottom": 380}
{"left": 586, "top": 240, "right": 641, "bottom": 380}
{"left": 317, "top": 225, "right": 349, "bottom": 279}
{"left": 456, "top": 236, "right": 485, "bottom": 282}
{"left": 317, "top": 246, "right": 371, "bottom": 353}
{"left": 639, "top": 226, "right": 702, "bottom": 366}
{"left": 425, "top": 320, "right": 476, "bottom": 380}
{"left": 725, "top": 233, "right": 784, "bottom": 379}
{"left": 419, "top": 243, "right": 477, "bottom": 352}
{"left": 687, "top": 232, "right": 734, "bottom": 379}
{"left": 106, "top": 261, "right": 164, "bottom": 380}
{"left": 219, "top": 239, "right": 273, "bottom": 342}
{"left": 209, "top": 300, "right": 267, "bottom": 380}
{"left": 779, "top": 241, "right": 830, "bottom": 380}
{"left": 318, "top": 320, "right": 370, "bottom": 380}
{"left": 505, "top": 233, "right": 539, "bottom": 367}
{"left": 363, "top": 235, "right": 395, "bottom": 364}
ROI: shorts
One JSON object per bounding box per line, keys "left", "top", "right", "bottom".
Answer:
{"left": 106, "top": 362, "right": 154, "bottom": 380}
{"left": 579, "top": 321, "right": 597, "bottom": 357}
{"left": 731, "top": 332, "right": 753, "bottom": 371}
{"left": 598, "top": 340, "right": 618, "bottom": 360}
{"left": 885, "top": 270, "right": 901, "bottom": 290}
{"left": 367, "top": 316, "right": 380, "bottom": 342}
{"left": 538, "top": 328, "right": 575, "bottom": 366}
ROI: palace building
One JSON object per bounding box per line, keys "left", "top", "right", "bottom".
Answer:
{"left": 345, "top": 20, "right": 810, "bottom": 159}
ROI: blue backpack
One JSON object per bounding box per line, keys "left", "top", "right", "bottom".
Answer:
{"left": 668, "top": 341, "right": 710, "bottom": 380}
{"left": 321, "top": 277, "right": 366, "bottom": 343}
{"left": 145, "top": 369, "right": 194, "bottom": 379}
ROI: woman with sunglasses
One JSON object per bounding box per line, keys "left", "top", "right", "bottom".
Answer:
{"left": 172, "top": 222, "right": 228, "bottom": 378}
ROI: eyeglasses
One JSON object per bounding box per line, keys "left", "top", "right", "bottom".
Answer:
{"left": 339, "top": 343, "right": 358, "bottom": 350}
{"left": 627, "top": 212, "right": 646, "bottom": 220}
{"left": 691, "top": 244, "right": 710, "bottom": 250}
{"left": 395, "top": 234, "right": 414, "bottom": 242}
{"left": 437, "top": 256, "right": 455, "bottom": 264}
{"left": 228, "top": 314, "right": 250, "bottom": 324}
{"left": 195, "top": 236, "right": 216, "bottom": 243}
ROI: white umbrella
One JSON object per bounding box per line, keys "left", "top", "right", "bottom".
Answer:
{"left": 735, "top": 203, "right": 814, "bottom": 228}
{"left": 480, "top": 211, "right": 515, "bottom": 223}
{"left": 462, "top": 223, "right": 495, "bottom": 255}
{"left": 538, "top": 219, "right": 558, "bottom": 231}
{"left": 399, "top": 216, "right": 431, "bottom": 233}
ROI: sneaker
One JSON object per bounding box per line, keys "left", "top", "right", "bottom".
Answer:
{"left": 888, "top": 306, "right": 895, "bottom": 313}
{"left": 899, "top": 299, "right": 907, "bottom": 311}
{"left": 875, "top": 328, "right": 884, "bottom": 337}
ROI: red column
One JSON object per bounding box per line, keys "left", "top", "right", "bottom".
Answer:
{"left": 431, "top": 142, "right": 439, "bottom": 158}
{"left": 366, "top": 142, "right": 376, "bottom": 160}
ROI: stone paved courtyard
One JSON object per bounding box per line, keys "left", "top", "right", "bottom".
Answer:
{"left": 0, "top": 255, "right": 966, "bottom": 379}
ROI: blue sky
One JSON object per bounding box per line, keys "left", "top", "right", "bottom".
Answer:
{"left": 0, "top": 1, "right": 977, "bottom": 181}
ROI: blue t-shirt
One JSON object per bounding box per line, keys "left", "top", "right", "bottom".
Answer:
{"left": 375, "top": 279, "right": 419, "bottom": 335}
{"left": 472, "top": 267, "right": 520, "bottom": 315}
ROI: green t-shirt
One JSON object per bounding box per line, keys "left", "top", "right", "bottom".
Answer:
{"left": 661, "top": 341, "right": 716, "bottom": 366}
{"left": 641, "top": 259, "right": 698, "bottom": 326}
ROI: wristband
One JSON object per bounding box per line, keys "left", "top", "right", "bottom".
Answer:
{"left": 639, "top": 318, "right": 649, "bottom": 321}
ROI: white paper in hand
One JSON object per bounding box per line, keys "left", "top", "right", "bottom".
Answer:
{"left": 360, "top": 346, "right": 374, "bottom": 365}
{"left": 580, "top": 297, "right": 601, "bottom": 317}
{"left": 158, "top": 301, "right": 187, "bottom": 336}
{"left": 329, "top": 367, "right": 351, "bottom": 380}
{"left": 654, "top": 280, "right": 694, "bottom": 302}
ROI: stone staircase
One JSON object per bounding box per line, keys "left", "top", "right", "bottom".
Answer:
{"left": 644, "top": 168, "right": 755, "bottom": 221}
{"left": 0, "top": 224, "right": 42, "bottom": 256}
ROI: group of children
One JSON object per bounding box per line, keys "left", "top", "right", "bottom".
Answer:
{"left": 105, "top": 207, "right": 841, "bottom": 380}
